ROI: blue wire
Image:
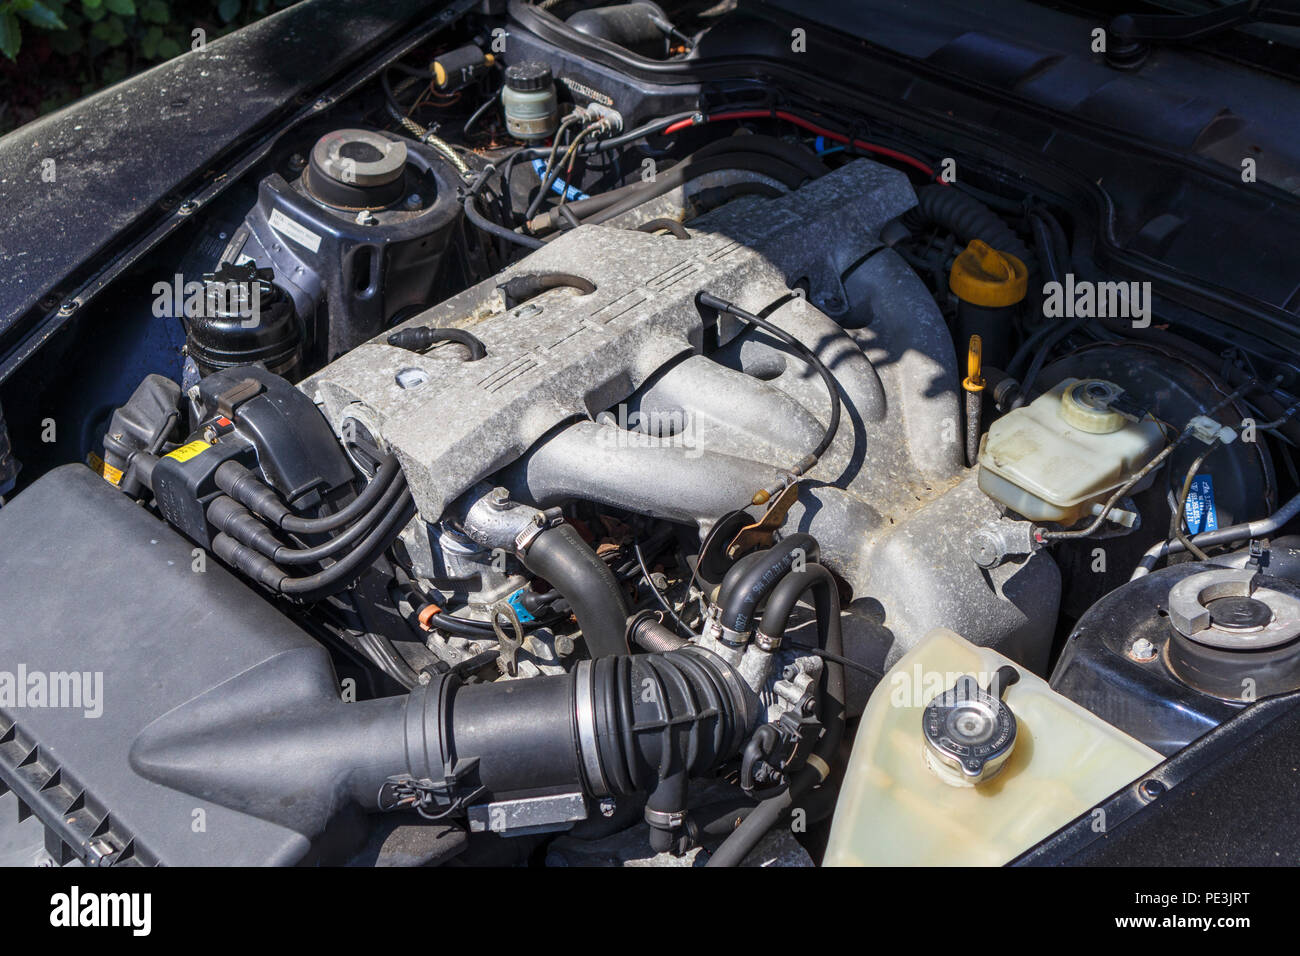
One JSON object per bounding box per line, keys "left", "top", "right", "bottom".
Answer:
{"left": 530, "top": 159, "right": 590, "bottom": 201}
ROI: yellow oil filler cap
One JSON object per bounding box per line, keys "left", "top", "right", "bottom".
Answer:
{"left": 949, "top": 239, "right": 1028, "bottom": 307}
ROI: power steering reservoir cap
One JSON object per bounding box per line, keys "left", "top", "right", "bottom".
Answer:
{"left": 922, "top": 666, "right": 1020, "bottom": 786}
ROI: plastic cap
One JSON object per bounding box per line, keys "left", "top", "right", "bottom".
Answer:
{"left": 1060, "top": 379, "right": 1126, "bottom": 434}
{"left": 505, "top": 61, "right": 553, "bottom": 92}
{"left": 949, "top": 239, "right": 1028, "bottom": 308}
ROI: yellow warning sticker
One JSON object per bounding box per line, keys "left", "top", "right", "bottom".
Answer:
{"left": 164, "top": 440, "right": 211, "bottom": 464}
{"left": 86, "top": 452, "right": 123, "bottom": 486}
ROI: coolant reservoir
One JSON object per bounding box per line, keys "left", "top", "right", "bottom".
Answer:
{"left": 978, "top": 378, "right": 1165, "bottom": 524}
{"left": 824, "top": 628, "right": 1161, "bottom": 866}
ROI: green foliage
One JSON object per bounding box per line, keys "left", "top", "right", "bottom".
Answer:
{"left": 0, "top": 0, "right": 298, "bottom": 132}
{"left": 1, "top": 0, "right": 297, "bottom": 63}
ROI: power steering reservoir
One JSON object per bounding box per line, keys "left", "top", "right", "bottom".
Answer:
{"left": 978, "top": 377, "right": 1165, "bottom": 525}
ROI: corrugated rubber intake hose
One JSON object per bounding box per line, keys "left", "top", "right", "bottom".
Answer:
{"left": 907, "top": 184, "right": 1035, "bottom": 271}
{"left": 519, "top": 522, "right": 630, "bottom": 657}
{"left": 131, "top": 647, "right": 757, "bottom": 851}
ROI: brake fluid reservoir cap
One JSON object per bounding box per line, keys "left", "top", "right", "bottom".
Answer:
{"left": 1060, "top": 379, "right": 1127, "bottom": 434}
{"left": 948, "top": 239, "right": 1028, "bottom": 307}
{"left": 922, "top": 667, "right": 1019, "bottom": 787}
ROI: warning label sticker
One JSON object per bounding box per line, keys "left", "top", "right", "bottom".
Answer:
{"left": 164, "top": 440, "right": 211, "bottom": 464}
{"left": 1184, "top": 474, "right": 1219, "bottom": 534}
{"left": 268, "top": 208, "right": 322, "bottom": 254}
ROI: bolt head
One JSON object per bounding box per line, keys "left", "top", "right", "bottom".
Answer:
{"left": 1138, "top": 778, "right": 1166, "bottom": 801}
{"left": 598, "top": 798, "right": 616, "bottom": 817}
{"left": 1129, "top": 638, "right": 1158, "bottom": 662}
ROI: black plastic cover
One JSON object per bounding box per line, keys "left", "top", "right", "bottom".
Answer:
{"left": 0, "top": 464, "right": 358, "bottom": 865}
{"left": 196, "top": 365, "right": 354, "bottom": 505}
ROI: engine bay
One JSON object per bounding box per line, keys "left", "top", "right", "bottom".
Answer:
{"left": 2, "top": 0, "right": 1300, "bottom": 868}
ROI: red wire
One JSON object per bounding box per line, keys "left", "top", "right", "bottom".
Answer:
{"left": 661, "top": 109, "right": 944, "bottom": 183}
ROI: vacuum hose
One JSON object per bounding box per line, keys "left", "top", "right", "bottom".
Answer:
{"left": 715, "top": 533, "right": 821, "bottom": 637}
{"left": 707, "top": 563, "right": 845, "bottom": 867}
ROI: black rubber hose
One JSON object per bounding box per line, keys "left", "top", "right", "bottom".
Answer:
{"left": 519, "top": 523, "right": 630, "bottom": 657}
{"left": 465, "top": 167, "right": 545, "bottom": 250}
{"left": 387, "top": 326, "right": 487, "bottom": 360}
{"left": 687, "top": 797, "right": 758, "bottom": 842}
{"left": 707, "top": 564, "right": 845, "bottom": 867}
{"left": 1029, "top": 209, "right": 1064, "bottom": 288}
{"left": 462, "top": 87, "right": 501, "bottom": 137}
{"left": 419, "top": 610, "right": 497, "bottom": 638}
{"left": 907, "top": 184, "right": 1034, "bottom": 270}
{"left": 578, "top": 110, "right": 698, "bottom": 153}
{"left": 715, "top": 533, "right": 821, "bottom": 636}
{"left": 636, "top": 217, "right": 689, "bottom": 239}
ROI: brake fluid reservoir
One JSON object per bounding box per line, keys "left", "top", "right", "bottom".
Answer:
{"left": 824, "top": 629, "right": 1161, "bottom": 866}
{"left": 978, "top": 378, "right": 1165, "bottom": 524}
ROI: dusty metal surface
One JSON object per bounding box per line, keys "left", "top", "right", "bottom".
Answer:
{"left": 302, "top": 158, "right": 915, "bottom": 518}
{"left": 305, "top": 158, "right": 1060, "bottom": 668}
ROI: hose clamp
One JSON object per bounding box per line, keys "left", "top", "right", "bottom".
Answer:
{"left": 514, "top": 507, "right": 564, "bottom": 553}
{"left": 717, "top": 624, "right": 751, "bottom": 648}
{"left": 754, "top": 630, "right": 782, "bottom": 652}
{"left": 573, "top": 660, "right": 610, "bottom": 798}
{"left": 644, "top": 807, "right": 686, "bottom": 830}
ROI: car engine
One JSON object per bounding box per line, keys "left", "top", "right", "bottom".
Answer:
{"left": 2, "top": 0, "right": 1299, "bottom": 868}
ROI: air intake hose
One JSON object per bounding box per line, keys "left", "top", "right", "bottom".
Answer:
{"left": 132, "top": 647, "right": 755, "bottom": 851}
